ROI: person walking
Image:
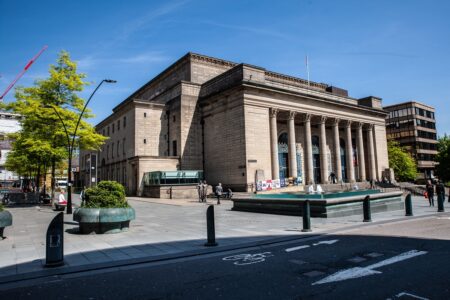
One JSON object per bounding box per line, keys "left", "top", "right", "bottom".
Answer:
{"left": 425, "top": 180, "right": 435, "bottom": 207}
{"left": 197, "top": 181, "right": 202, "bottom": 203}
{"left": 201, "top": 180, "right": 208, "bottom": 203}
{"left": 436, "top": 180, "right": 445, "bottom": 210}
{"left": 215, "top": 183, "right": 223, "bottom": 205}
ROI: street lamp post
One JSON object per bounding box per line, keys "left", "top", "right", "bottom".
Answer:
{"left": 46, "top": 79, "right": 116, "bottom": 214}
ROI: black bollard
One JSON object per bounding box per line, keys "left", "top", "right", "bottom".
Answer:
{"left": 363, "top": 195, "right": 372, "bottom": 222}
{"left": 405, "top": 193, "right": 413, "bottom": 216}
{"left": 437, "top": 193, "right": 445, "bottom": 212}
{"left": 204, "top": 205, "right": 218, "bottom": 246}
{"left": 45, "top": 212, "right": 64, "bottom": 267}
{"left": 302, "top": 200, "right": 312, "bottom": 232}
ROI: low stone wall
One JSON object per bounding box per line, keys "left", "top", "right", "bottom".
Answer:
{"left": 232, "top": 191, "right": 404, "bottom": 218}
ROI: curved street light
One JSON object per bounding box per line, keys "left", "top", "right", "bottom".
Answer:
{"left": 45, "top": 79, "right": 116, "bottom": 214}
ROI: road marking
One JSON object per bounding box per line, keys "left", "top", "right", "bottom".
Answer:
{"left": 285, "top": 245, "right": 310, "bottom": 252}
{"left": 312, "top": 240, "right": 339, "bottom": 246}
{"left": 395, "top": 292, "right": 429, "bottom": 300}
{"left": 222, "top": 252, "right": 273, "bottom": 266}
{"left": 312, "top": 250, "right": 427, "bottom": 285}
{"left": 285, "top": 240, "right": 339, "bottom": 252}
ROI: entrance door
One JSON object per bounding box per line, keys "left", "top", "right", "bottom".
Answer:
{"left": 340, "top": 138, "right": 347, "bottom": 181}
{"left": 312, "top": 135, "right": 321, "bottom": 184}
{"left": 278, "top": 133, "right": 289, "bottom": 180}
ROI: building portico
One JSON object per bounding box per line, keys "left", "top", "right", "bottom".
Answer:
{"left": 266, "top": 109, "right": 381, "bottom": 186}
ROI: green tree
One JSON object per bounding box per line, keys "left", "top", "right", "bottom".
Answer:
{"left": 387, "top": 141, "right": 417, "bottom": 182}
{"left": 4, "top": 51, "right": 107, "bottom": 193}
{"left": 436, "top": 134, "right": 450, "bottom": 183}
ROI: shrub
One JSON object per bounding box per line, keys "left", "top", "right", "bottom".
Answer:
{"left": 0, "top": 203, "right": 4, "bottom": 212}
{"left": 82, "top": 181, "right": 129, "bottom": 208}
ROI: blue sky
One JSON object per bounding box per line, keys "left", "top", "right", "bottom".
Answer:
{"left": 1, "top": 0, "right": 449, "bottom": 134}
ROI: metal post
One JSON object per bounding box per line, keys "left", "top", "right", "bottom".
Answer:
{"left": 405, "top": 193, "right": 413, "bottom": 216}
{"left": 363, "top": 195, "right": 372, "bottom": 222}
{"left": 302, "top": 200, "right": 312, "bottom": 232}
{"left": 45, "top": 212, "right": 64, "bottom": 267}
{"left": 204, "top": 205, "right": 218, "bottom": 246}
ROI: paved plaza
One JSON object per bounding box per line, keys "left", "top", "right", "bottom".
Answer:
{"left": 0, "top": 194, "right": 449, "bottom": 284}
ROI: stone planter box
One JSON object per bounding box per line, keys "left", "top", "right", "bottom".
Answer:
{"left": 0, "top": 210, "right": 12, "bottom": 239}
{"left": 73, "top": 207, "right": 135, "bottom": 234}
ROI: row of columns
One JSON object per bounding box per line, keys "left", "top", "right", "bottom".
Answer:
{"left": 269, "top": 108, "right": 378, "bottom": 185}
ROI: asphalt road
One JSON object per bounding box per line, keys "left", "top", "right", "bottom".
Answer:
{"left": 2, "top": 214, "right": 450, "bottom": 300}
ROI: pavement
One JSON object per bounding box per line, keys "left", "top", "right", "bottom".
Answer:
{"left": 0, "top": 193, "right": 449, "bottom": 285}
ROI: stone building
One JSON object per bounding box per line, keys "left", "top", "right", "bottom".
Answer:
{"left": 384, "top": 101, "right": 438, "bottom": 179}
{"left": 86, "top": 53, "right": 390, "bottom": 195}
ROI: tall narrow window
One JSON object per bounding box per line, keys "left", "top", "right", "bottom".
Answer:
{"left": 123, "top": 116, "right": 127, "bottom": 127}
{"left": 123, "top": 138, "right": 126, "bottom": 155}
{"left": 107, "top": 145, "right": 109, "bottom": 159}
{"left": 117, "top": 141, "right": 120, "bottom": 156}
{"left": 112, "top": 144, "right": 114, "bottom": 158}
{"left": 118, "top": 120, "right": 120, "bottom": 130}
{"left": 172, "top": 140, "right": 177, "bottom": 156}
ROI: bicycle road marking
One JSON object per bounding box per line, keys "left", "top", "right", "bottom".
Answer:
{"left": 222, "top": 252, "right": 274, "bottom": 266}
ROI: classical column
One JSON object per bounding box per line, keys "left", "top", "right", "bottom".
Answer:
{"left": 367, "top": 124, "right": 377, "bottom": 181}
{"left": 304, "top": 114, "right": 314, "bottom": 184}
{"left": 333, "top": 118, "right": 342, "bottom": 183}
{"left": 345, "top": 120, "right": 355, "bottom": 182}
{"left": 356, "top": 123, "right": 366, "bottom": 181}
{"left": 270, "top": 108, "right": 280, "bottom": 180}
{"left": 288, "top": 111, "right": 298, "bottom": 178}
{"left": 319, "top": 116, "right": 329, "bottom": 184}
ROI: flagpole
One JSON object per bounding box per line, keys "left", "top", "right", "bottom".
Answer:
{"left": 306, "top": 55, "right": 310, "bottom": 88}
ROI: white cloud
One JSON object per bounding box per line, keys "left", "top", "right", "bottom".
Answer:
{"left": 76, "top": 51, "right": 170, "bottom": 70}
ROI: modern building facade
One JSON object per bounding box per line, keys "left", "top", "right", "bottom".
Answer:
{"left": 0, "top": 111, "right": 21, "bottom": 182}
{"left": 85, "top": 53, "right": 390, "bottom": 195}
{"left": 384, "top": 101, "right": 438, "bottom": 179}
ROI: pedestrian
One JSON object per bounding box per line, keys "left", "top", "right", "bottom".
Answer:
{"left": 329, "top": 172, "right": 336, "bottom": 184}
{"left": 80, "top": 186, "right": 86, "bottom": 206}
{"left": 202, "top": 180, "right": 208, "bottom": 202}
{"left": 197, "top": 181, "right": 202, "bottom": 203}
{"left": 425, "top": 180, "right": 435, "bottom": 207}
{"left": 436, "top": 180, "right": 445, "bottom": 208}
{"left": 215, "top": 183, "right": 223, "bottom": 204}
{"left": 226, "top": 187, "right": 233, "bottom": 199}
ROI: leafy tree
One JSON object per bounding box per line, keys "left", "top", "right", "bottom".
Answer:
{"left": 436, "top": 134, "right": 450, "bottom": 183}
{"left": 4, "top": 51, "right": 107, "bottom": 194}
{"left": 387, "top": 141, "right": 417, "bottom": 182}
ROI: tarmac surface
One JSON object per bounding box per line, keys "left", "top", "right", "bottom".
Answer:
{"left": 0, "top": 193, "right": 449, "bottom": 286}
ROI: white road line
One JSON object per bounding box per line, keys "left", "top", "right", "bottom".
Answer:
{"left": 395, "top": 292, "right": 429, "bottom": 300}
{"left": 312, "top": 250, "right": 427, "bottom": 285}
{"left": 312, "top": 240, "right": 339, "bottom": 246}
{"left": 285, "top": 239, "right": 339, "bottom": 252}
{"left": 285, "top": 245, "right": 310, "bottom": 252}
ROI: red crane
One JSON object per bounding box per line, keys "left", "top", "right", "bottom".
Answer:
{"left": 0, "top": 45, "right": 48, "bottom": 100}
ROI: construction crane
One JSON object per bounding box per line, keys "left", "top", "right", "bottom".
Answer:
{"left": 0, "top": 45, "right": 48, "bottom": 100}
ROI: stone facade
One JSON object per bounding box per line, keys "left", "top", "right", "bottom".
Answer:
{"left": 81, "top": 53, "right": 390, "bottom": 195}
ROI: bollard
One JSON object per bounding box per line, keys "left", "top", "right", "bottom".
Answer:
{"left": 363, "top": 195, "right": 372, "bottom": 222}
{"left": 437, "top": 193, "right": 445, "bottom": 212}
{"left": 302, "top": 200, "right": 312, "bottom": 232}
{"left": 204, "top": 205, "right": 218, "bottom": 246}
{"left": 405, "top": 193, "right": 413, "bottom": 216}
{"left": 45, "top": 212, "right": 64, "bottom": 267}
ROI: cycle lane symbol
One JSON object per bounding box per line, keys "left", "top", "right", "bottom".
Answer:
{"left": 222, "top": 252, "right": 274, "bottom": 266}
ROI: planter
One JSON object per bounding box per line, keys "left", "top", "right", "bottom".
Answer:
{"left": 73, "top": 207, "right": 135, "bottom": 234}
{"left": 0, "top": 210, "right": 13, "bottom": 239}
